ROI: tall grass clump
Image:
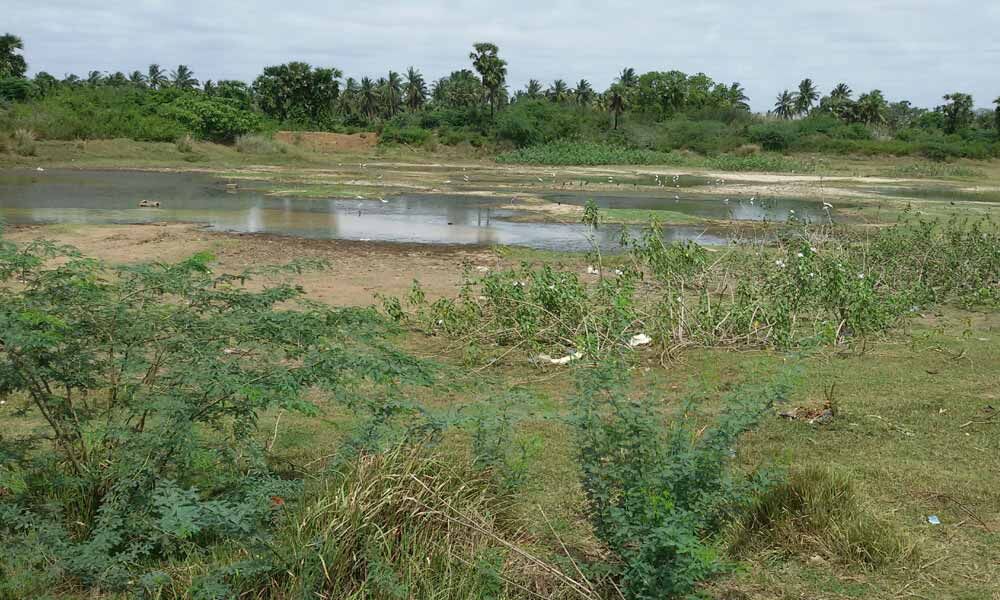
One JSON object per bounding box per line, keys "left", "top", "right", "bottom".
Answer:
{"left": 12, "top": 127, "right": 36, "bottom": 156}
{"left": 729, "top": 466, "right": 912, "bottom": 569}
{"left": 196, "top": 446, "right": 593, "bottom": 599}
{"left": 235, "top": 133, "right": 289, "bottom": 154}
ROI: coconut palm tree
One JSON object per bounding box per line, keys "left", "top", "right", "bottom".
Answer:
{"left": 359, "top": 77, "right": 379, "bottom": 121}
{"left": 524, "top": 79, "right": 543, "bottom": 100}
{"left": 773, "top": 90, "right": 795, "bottom": 119}
{"left": 547, "top": 79, "right": 569, "bottom": 103}
{"left": 795, "top": 78, "right": 818, "bottom": 115}
{"left": 338, "top": 77, "right": 359, "bottom": 116}
{"left": 617, "top": 67, "right": 638, "bottom": 89}
{"left": 86, "top": 71, "right": 104, "bottom": 86}
{"left": 128, "top": 70, "right": 146, "bottom": 88}
{"left": 727, "top": 82, "right": 750, "bottom": 110}
{"left": 105, "top": 71, "right": 128, "bottom": 87}
{"left": 202, "top": 79, "right": 216, "bottom": 95}
{"left": 608, "top": 84, "right": 626, "bottom": 130}
{"left": 170, "top": 65, "right": 199, "bottom": 89}
{"left": 0, "top": 33, "right": 27, "bottom": 78}
{"left": 469, "top": 42, "right": 507, "bottom": 118}
{"left": 830, "top": 83, "right": 852, "bottom": 101}
{"left": 994, "top": 97, "right": 1000, "bottom": 135}
{"left": 855, "top": 90, "right": 888, "bottom": 125}
{"left": 574, "top": 79, "right": 594, "bottom": 106}
{"left": 403, "top": 67, "right": 427, "bottom": 111}
{"left": 382, "top": 71, "right": 403, "bottom": 116}
{"left": 147, "top": 64, "right": 167, "bottom": 90}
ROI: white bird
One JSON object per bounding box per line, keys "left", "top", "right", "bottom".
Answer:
{"left": 355, "top": 195, "right": 364, "bottom": 200}
{"left": 537, "top": 177, "right": 544, "bottom": 182}
{"left": 380, "top": 197, "right": 388, "bottom": 203}
{"left": 35, "top": 167, "right": 45, "bottom": 172}
{"left": 823, "top": 202, "right": 833, "bottom": 209}
{"left": 463, "top": 175, "right": 470, "bottom": 182}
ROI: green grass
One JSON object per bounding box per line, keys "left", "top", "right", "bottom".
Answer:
{"left": 598, "top": 207, "right": 707, "bottom": 225}
{"left": 233, "top": 304, "right": 1000, "bottom": 600}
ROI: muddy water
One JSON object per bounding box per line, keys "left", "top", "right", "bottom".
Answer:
{"left": 546, "top": 192, "right": 840, "bottom": 222}
{"left": 0, "top": 169, "right": 730, "bottom": 250}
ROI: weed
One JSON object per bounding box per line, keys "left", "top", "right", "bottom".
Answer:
{"left": 235, "top": 133, "right": 288, "bottom": 154}
{"left": 729, "top": 466, "right": 913, "bottom": 569}
{"left": 12, "top": 128, "right": 36, "bottom": 156}
{"left": 571, "top": 363, "right": 793, "bottom": 598}
{"left": 175, "top": 133, "right": 195, "bottom": 153}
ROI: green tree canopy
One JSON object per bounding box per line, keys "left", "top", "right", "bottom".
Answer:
{"left": 0, "top": 33, "right": 27, "bottom": 78}
{"left": 469, "top": 42, "right": 507, "bottom": 118}
{"left": 252, "top": 61, "right": 343, "bottom": 123}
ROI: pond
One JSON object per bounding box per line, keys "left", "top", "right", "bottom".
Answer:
{"left": 545, "top": 192, "right": 841, "bottom": 222}
{"left": 0, "top": 169, "right": 730, "bottom": 251}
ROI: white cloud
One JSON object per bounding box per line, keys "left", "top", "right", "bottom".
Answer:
{"left": 7, "top": 0, "right": 1000, "bottom": 110}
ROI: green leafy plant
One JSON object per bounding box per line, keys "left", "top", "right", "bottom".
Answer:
{"left": 571, "top": 363, "right": 792, "bottom": 598}
{"left": 0, "top": 239, "right": 430, "bottom": 593}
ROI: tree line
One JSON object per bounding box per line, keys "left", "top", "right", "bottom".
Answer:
{"left": 3, "top": 32, "right": 1000, "bottom": 159}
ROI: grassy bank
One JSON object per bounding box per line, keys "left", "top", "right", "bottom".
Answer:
{"left": 2, "top": 213, "right": 997, "bottom": 599}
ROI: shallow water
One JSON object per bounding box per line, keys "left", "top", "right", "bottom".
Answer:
{"left": 545, "top": 192, "right": 840, "bottom": 222}
{"left": 863, "top": 186, "right": 1000, "bottom": 204}
{"left": 0, "top": 169, "right": 729, "bottom": 250}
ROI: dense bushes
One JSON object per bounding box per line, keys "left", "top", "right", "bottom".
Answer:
{"left": 0, "top": 241, "right": 431, "bottom": 595}
{"left": 497, "top": 141, "right": 676, "bottom": 165}
{"left": 159, "top": 94, "right": 262, "bottom": 142}
{"left": 0, "top": 86, "right": 263, "bottom": 142}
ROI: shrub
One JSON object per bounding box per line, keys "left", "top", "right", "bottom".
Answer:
{"left": 160, "top": 95, "right": 262, "bottom": 143}
{"left": 12, "top": 127, "right": 36, "bottom": 155}
{"left": 748, "top": 123, "right": 792, "bottom": 152}
{"left": 380, "top": 124, "right": 432, "bottom": 145}
{"left": 175, "top": 133, "right": 194, "bottom": 153}
{"left": 234, "top": 133, "right": 287, "bottom": 154}
{"left": 0, "top": 243, "right": 430, "bottom": 594}
{"left": 497, "top": 141, "right": 677, "bottom": 166}
{"left": 571, "top": 364, "right": 792, "bottom": 599}
{"left": 0, "top": 77, "right": 37, "bottom": 102}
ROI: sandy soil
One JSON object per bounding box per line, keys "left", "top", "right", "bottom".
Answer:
{"left": 6, "top": 223, "right": 496, "bottom": 306}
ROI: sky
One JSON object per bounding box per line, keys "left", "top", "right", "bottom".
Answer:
{"left": 7, "top": 0, "right": 1000, "bottom": 112}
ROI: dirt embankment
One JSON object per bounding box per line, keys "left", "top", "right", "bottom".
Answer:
{"left": 274, "top": 131, "right": 378, "bottom": 153}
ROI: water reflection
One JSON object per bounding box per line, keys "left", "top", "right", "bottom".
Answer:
{"left": 0, "top": 169, "right": 730, "bottom": 251}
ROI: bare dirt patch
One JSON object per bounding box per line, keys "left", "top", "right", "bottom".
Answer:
{"left": 6, "top": 223, "right": 495, "bottom": 307}
{"left": 274, "top": 131, "right": 379, "bottom": 153}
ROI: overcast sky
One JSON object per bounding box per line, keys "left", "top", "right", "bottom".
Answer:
{"left": 7, "top": 0, "right": 1000, "bottom": 111}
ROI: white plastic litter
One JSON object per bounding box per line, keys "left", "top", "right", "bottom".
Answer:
{"left": 536, "top": 352, "right": 583, "bottom": 366}
{"left": 927, "top": 515, "right": 940, "bottom": 525}
{"left": 586, "top": 265, "right": 600, "bottom": 275}
{"left": 475, "top": 266, "right": 490, "bottom": 272}
{"left": 628, "top": 333, "right": 653, "bottom": 348}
